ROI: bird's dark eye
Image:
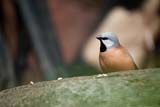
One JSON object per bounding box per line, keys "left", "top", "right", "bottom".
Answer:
{"left": 102, "top": 37, "right": 108, "bottom": 40}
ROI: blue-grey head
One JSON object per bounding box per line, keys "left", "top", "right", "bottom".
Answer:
{"left": 96, "top": 32, "right": 120, "bottom": 52}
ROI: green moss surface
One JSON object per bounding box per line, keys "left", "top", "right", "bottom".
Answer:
{"left": 0, "top": 68, "right": 160, "bottom": 107}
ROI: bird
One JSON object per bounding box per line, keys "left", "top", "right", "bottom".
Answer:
{"left": 96, "top": 32, "right": 137, "bottom": 73}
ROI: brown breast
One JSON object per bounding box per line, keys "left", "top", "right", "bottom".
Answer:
{"left": 99, "top": 46, "right": 137, "bottom": 73}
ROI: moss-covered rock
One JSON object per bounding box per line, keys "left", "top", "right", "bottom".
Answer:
{"left": 0, "top": 68, "right": 160, "bottom": 107}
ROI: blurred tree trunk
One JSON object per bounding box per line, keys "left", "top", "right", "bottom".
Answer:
{"left": 0, "top": 0, "right": 17, "bottom": 90}
{"left": 17, "top": 0, "right": 67, "bottom": 80}
{"left": 0, "top": 32, "right": 16, "bottom": 90}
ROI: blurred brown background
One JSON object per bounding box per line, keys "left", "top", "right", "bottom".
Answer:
{"left": 0, "top": 0, "right": 159, "bottom": 90}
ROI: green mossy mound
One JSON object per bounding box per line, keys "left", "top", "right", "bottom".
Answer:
{"left": 0, "top": 69, "right": 160, "bottom": 107}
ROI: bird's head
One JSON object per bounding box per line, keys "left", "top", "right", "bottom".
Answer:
{"left": 96, "top": 32, "right": 120, "bottom": 52}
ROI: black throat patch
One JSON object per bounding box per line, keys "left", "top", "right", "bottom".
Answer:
{"left": 100, "top": 40, "right": 107, "bottom": 52}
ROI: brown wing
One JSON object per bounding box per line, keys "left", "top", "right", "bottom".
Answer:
{"left": 99, "top": 46, "right": 137, "bottom": 73}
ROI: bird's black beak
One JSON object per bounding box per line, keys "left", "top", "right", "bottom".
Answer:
{"left": 96, "top": 36, "right": 101, "bottom": 40}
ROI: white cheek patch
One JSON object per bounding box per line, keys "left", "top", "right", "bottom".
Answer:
{"left": 102, "top": 40, "right": 114, "bottom": 48}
